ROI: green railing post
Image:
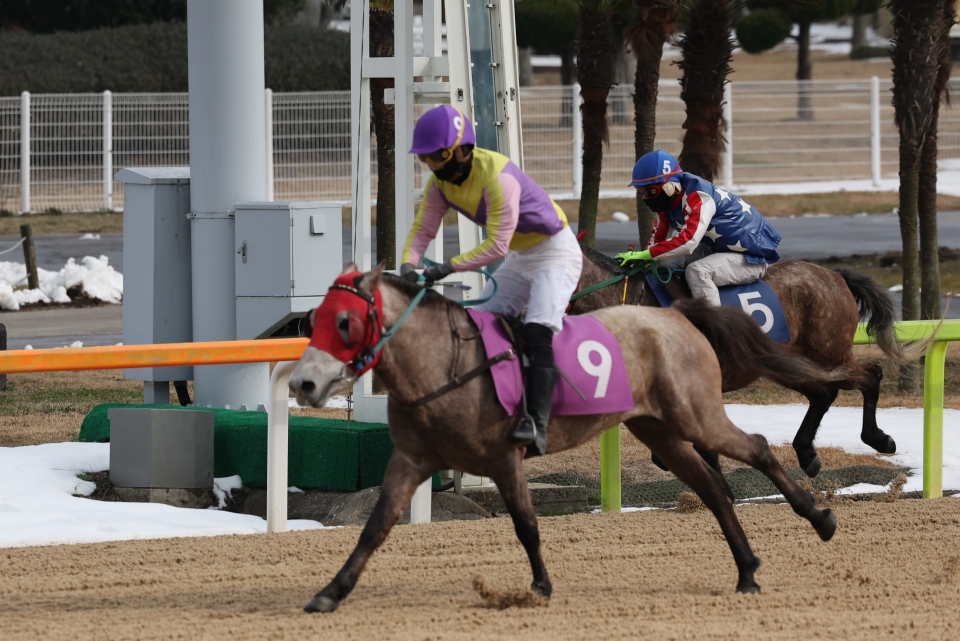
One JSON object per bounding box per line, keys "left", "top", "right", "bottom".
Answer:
{"left": 923, "top": 341, "right": 947, "bottom": 498}
{"left": 600, "top": 425, "right": 621, "bottom": 513}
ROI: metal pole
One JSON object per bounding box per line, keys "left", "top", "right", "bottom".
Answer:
{"left": 20, "top": 91, "right": 30, "bottom": 215}
{"left": 20, "top": 224, "right": 39, "bottom": 290}
{"left": 723, "top": 82, "right": 734, "bottom": 190}
{"left": 103, "top": 90, "right": 113, "bottom": 211}
{"left": 922, "top": 341, "right": 947, "bottom": 499}
{"left": 600, "top": 425, "right": 621, "bottom": 513}
{"left": 267, "top": 360, "right": 297, "bottom": 533}
{"left": 572, "top": 83, "right": 582, "bottom": 198}
{"left": 265, "top": 88, "right": 274, "bottom": 201}
{"left": 870, "top": 76, "right": 881, "bottom": 188}
{"left": 187, "top": 0, "right": 270, "bottom": 409}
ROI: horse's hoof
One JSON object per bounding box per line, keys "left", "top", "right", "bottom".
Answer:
{"left": 531, "top": 579, "right": 553, "bottom": 599}
{"left": 862, "top": 432, "right": 896, "bottom": 455}
{"left": 815, "top": 509, "right": 838, "bottom": 542}
{"left": 304, "top": 595, "right": 339, "bottom": 613}
{"left": 803, "top": 455, "right": 821, "bottom": 478}
{"left": 736, "top": 581, "right": 761, "bottom": 595}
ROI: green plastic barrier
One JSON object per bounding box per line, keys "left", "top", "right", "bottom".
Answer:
{"left": 599, "top": 319, "right": 960, "bottom": 511}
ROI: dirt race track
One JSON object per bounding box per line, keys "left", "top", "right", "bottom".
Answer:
{"left": 2, "top": 500, "right": 960, "bottom": 641}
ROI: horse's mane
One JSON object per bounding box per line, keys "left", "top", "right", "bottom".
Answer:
{"left": 580, "top": 243, "right": 625, "bottom": 276}
{"left": 381, "top": 272, "right": 470, "bottom": 316}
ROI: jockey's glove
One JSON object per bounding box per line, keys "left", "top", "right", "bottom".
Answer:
{"left": 399, "top": 262, "right": 420, "bottom": 283}
{"left": 422, "top": 261, "right": 455, "bottom": 286}
{"left": 615, "top": 248, "right": 652, "bottom": 266}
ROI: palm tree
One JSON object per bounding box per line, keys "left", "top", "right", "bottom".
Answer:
{"left": 368, "top": 0, "right": 396, "bottom": 269}
{"left": 889, "top": 0, "right": 941, "bottom": 390}
{"left": 576, "top": 0, "right": 627, "bottom": 247}
{"left": 627, "top": 0, "right": 678, "bottom": 242}
{"left": 918, "top": 0, "right": 956, "bottom": 322}
{"left": 676, "top": 0, "right": 734, "bottom": 181}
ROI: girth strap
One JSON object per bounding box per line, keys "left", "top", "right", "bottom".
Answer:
{"left": 407, "top": 349, "right": 516, "bottom": 408}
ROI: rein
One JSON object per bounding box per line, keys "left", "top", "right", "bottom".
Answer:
{"left": 568, "top": 261, "right": 673, "bottom": 303}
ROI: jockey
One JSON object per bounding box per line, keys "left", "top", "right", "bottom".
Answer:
{"left": 615, "top": 150, "right": 782, "bottom": 305}
{"left": 399, "top": 105, "right": 582, "bottom": 456}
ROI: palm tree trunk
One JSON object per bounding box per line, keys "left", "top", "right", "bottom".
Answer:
{"left": 898, "top": 141, "right": 922, "bottom": 391}
{"left": 576, "top": 8, "right": 616, "bottom": 248}
{"left": 370, "top": 6, "right": 396, "bottom": 268}
{"left": 919, "top": 117, "right": 941, "bottom": 321}
{"left": 796, "top": 20, "right": 813, "bottom": 121}
{"left": 676, "top": 0, "right": 733, "bottom": 181}
{"left": 629, "top": 1, "right": 676, "bottom": 242}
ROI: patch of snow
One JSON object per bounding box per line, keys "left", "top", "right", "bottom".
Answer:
{"left": 212, "top": 475, "right": 243, "bottom": 509}
{"left": 24, "top": 345, "right": 32, "bottom": 350}
{"left": 801, "top": 213, "right": 833, "bottom": 218}
{"left": 612, "top": 211, "right": 630, "bottom": 223}
{"left": 68, "top": 341, "right": 83, "bottom": 349}
{"left": 288, "top": 486, "right": 304, "bottom": 494}
{"left": 889, "top": 284, "right": 904, "bottom": 293}
{"left": 0, "top": 255, "right": 122, "bottom": 311}
{"left": 79, "top": 233, "right": 101, "bottom": 240}
{"left": 0, "top": 444, "right": 326, "bottom": 548}
{"left": 591, "top": 506, "right": 658, "bottom": 514}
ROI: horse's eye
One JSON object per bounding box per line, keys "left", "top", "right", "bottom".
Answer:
{"left": 338, "top": 315, "right": 351, "bottom": 343}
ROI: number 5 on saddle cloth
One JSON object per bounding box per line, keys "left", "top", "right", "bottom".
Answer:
{"left": 644, "top": 273, "right": 793, "bottom": 344}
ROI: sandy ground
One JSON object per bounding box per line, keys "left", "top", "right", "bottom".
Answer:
{"left": 2, "top": 499, "right": 958, "bottom": 640}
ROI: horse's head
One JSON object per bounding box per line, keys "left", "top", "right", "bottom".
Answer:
{"left": 289, "top": 262, "right": 385, "bottom": 407}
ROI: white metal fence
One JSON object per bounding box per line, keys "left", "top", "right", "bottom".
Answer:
{"left": 1, "top": 77, "right": 958, "bottom": 213}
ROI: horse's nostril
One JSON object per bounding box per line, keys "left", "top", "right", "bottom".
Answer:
{"left": 300, "top": 380, "right": 316, "bottom": 394}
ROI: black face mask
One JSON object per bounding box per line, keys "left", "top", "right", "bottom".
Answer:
{"left": 644, "top": 191, "right": 676, "bottom": 212}
{"left": 433, "top": 153, "right": 473, "bottom": 185}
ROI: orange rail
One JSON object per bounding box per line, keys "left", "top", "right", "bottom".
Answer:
{"left": 0, "top": 339, "right": 309, "bottom": 374}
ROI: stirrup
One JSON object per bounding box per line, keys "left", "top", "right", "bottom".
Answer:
{"left": 509, "top": 413, "right": 536, "bottom": 444}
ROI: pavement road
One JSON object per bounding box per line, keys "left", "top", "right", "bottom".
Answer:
{"left": 4, "top": 211, "right": 960, "bottom": 345}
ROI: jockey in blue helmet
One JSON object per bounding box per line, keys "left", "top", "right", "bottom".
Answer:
{"left": 616, "top": 150, "right": 782, "bottom": 305}
{"left": 398, "top": 105, "right": 582, "bottom": 456}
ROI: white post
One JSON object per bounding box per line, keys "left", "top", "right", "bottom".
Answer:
{"left": 266, "top": 360, "right": 297, "bottom": 533}
{"left": 572, "top": 83, "right": 582, "bottom": 198}
{"left": 103, "top": 90, "right": 113, "bottom": 211}
{"left": 410, "top": 477, "right": 432, "bottom": 524}
{"left": 20, "top": 91, "right": 30, "bottom": 215}
{"left": 723, "top": 82, "right": 734, "bottom": 191}
{"left": 870, "top": 76, "right": 881, "bottom": 188}
{"left": 265, "top": 88, "right": 274, "bottom": 201}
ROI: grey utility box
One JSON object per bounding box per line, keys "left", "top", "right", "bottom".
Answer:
{"left": 234, "top": 201, "right": 343, "bottom": 339}
{"left": 116, "top": 168, "right": 193, "bottom": 386}
{"left": 108, "top": 408, "right": 214, "bottom": 489}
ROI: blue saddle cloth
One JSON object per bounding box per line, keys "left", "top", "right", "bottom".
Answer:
{"left": 645, "top": 274, "right": 792, "bottom": 343}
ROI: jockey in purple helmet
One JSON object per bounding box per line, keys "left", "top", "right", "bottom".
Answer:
{"left": 616, "top": 150, "right": 782, "bottom": 305}
{"left": 399, "top": 105, "right": 582, "bottom": 456}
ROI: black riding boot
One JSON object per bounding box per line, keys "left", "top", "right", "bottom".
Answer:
{"left": 508, "top": 323, "right": 557, "bottom": 457}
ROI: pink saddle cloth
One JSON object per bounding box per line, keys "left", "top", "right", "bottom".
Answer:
{"left": 466, "top": 309, "right": 636, "bottom": 417}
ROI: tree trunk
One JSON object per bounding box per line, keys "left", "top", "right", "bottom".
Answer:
{"left": 629, "top": 1, "right": 675, "bottom": 243}
{"left": 796, "top": 20, "right": 813, "bottom": 121}
{"left": 918, "top": 114, "right": 941, "bottom": 321}
{"left": 370, "top": 7, "right": 396, "bottom": 268}
{"left": 677, "top": 0, "right": 734, "bottom": 181}
{"left": 577, "top": 9, "right": 616, "bottom": 248}
{"left": 898, "top": 140, "right": 922, "bottom": 391}
{"left": 851, "top": 13, "right": 869, "bottom": 51}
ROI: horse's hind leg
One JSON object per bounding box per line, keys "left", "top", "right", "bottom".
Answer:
{"left": 487, "top": 455, "right": 552, "bottom": 598}
{"left": 693, "top": 417, "right": 838, "bottom": 544}
{"left": 858, "top": 363, "right": 896, "bottom": 454}
{"left": 625, "top": 418, "right": 761, "bottom": 594}
{"left": 304, "top": 451, "right": 434, "bottom": 614}
{"left": 791, "top": 385, "right": 839, "bottom": 478}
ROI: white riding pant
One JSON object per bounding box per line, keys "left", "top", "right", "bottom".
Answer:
{"left": 659, "top": 246, "right": 767, "bottom": 306}
{"left": 474, "top": 226, "right": 583, "bottom": 333}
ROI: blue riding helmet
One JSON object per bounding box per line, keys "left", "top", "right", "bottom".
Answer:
{"left": 630, "top": 150, "right": 681, "bottom": 187}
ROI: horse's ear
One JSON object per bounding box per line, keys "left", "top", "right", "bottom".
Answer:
{"left": 358, "top": 262, "right": 385, "bottom": 295}
{"left": 342, "top": 261, "right": 359, "bottom": 275}
{"left": 301, "top": 309, "right": 316, "bottom": 338}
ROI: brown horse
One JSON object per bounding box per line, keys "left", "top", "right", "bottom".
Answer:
{"left": 571, "top": 245, "right": 923, "bottom": 477}
{"left": 289, "top": 264, "right": 845, "bottom": 613}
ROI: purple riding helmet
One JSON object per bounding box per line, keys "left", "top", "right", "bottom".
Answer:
{"left": 410, "top": 105, "right": 476, "bottom": 161}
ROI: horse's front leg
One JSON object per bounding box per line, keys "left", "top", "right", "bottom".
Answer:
{"left": 488, "top": 454, "right": 552, "bottom": 598}
{"left": 304, "top": 450, "right": 433, "bottom": 613}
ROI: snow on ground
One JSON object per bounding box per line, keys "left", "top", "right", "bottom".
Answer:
{"left": 0, "top": 254, "right": 123, "bottom": 311}
{"left": 0, "top": 404, "right": 955, "bottom": 548}
{"left": 0, "top": 443, "right": 325, "bottom": 549}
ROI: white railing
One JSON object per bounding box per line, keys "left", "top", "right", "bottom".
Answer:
{"left": 2, "top": 77, "right": 958, "bottom": 214}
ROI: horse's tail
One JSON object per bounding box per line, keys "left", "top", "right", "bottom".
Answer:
{"left": 835, "top": 268, "right": 928, "bottom": 363}
{"left": 672, "top": 298, "right": 851, "bottom": 389}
